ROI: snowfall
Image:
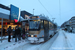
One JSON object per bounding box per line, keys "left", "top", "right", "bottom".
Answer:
{"left": 0, "top": 29, "right": 75, "bottom": 50}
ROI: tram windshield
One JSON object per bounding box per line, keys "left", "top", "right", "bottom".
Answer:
{"left": 29, "top": 20, "right": 40, "bottom": 29}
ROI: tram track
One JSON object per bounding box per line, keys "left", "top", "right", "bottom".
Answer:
{"left": 63, "top": 31, "right": 73, "bottom": 50}
{"left": 32, "top": 33, "right": 59, "bottom": 50}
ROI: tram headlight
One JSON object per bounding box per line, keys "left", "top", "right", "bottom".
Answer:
{"left": 37, "top": 16, "right": 39, "bottom": 18}
{"left": 28, "top": 35, "right": 31, "bottom": 37}
{"left": 42, "top": 35, "right": 44, "bottom": 37}
{"left": 34, "top": 35, "right": 37, "bottom": 37}
{"left": 31, "top": 35, "right": 34, "bottom": 37}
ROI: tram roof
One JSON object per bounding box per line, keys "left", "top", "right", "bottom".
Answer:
{"left": 30, "top": 15, "right": 54, "bottom": 24}
{"left": 21, "top": 15, "right": 55, "bottom": 24}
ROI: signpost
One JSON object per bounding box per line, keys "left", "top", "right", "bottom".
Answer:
{"left": 1, "top": 18, "right": 3, "bottom": 43}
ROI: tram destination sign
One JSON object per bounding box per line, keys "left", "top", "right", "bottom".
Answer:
{"left": 32, "top": 17, "right": 36, "bottom": 19}
{"left": 31, "top": 16, "right": 39, "bottom": 19}
{"left": 10, "top": 4, "right": 20, "bottom": 22}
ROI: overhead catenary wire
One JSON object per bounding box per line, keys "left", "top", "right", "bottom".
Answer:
{"left": 38, "top": 0, "right": 53, "bottom": 18}
{"left": 59, "top": 0, "right": 61, "bottom": 25}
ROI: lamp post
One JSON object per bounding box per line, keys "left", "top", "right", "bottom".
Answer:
{"left": 33, "top": 9, "right": 35, "bottom": 16}
{"left": 52, "top": 18, "right": 55, "bottom": 23}
{"left": 52, "top": 18, "right": 55, "bottom": 30}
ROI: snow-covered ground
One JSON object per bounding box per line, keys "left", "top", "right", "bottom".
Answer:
{"left": 0, "top": 36, "right": 8, "bottom": 39}
{"left": 0, "top": 29, "right": 75, "bottom": 50}
{"left": 64, "top": 31, "right": 75, "bottom": 50}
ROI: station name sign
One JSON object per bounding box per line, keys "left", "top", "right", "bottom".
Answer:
{"left": 10, "top": 4, "right": 20, "bottom": 22}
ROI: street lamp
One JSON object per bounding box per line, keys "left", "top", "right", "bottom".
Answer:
{"left": 33, "top": 9, "right": 35, "bottom": 15}
{"left": 52, "top": 18, "right": 55, "bottom": 23}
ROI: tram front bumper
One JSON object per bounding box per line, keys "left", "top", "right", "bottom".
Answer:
{"left": 28, "top": 37, "right": 38, "bottom": 43}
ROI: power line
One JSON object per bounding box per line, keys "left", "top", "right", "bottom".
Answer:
{"left": 38, "top": 0, "right": 53, "bottom": 17}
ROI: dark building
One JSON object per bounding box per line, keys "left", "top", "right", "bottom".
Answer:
{"left": 21, "top": 11, "right": 32, "bottom": 19}
{"left": 0, "top": 4, "right": 32, "bottom": 35}
{"left": 0, "top": 4, "right": 10, "bottom": 19}
{"left": 21, "top": 11, "right": 33, "bottom": 31}
{"left": 0, "top": 4, "right": 10, "bottom": 10}
{"left": 0, "top": 4, "right": 32, "bottom": 20}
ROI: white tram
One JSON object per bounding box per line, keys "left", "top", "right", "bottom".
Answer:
{"left": 22, "top": 15, "right": 57, "bottom": 43}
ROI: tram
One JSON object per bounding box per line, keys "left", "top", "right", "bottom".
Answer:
{"left": 22, "top": 15, "right": 57, "bottom": 43}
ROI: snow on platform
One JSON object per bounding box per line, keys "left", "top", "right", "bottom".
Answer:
{"left": 49, "top": 30, "right": 74, "bottom": 50}
{"left": 0, "top": 38, "right": 28, "bottom": 50}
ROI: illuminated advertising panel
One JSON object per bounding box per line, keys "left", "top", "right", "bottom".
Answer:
{"left": 10, "top": 4, "right": 20, "bottom": 22}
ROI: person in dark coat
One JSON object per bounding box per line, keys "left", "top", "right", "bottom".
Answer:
{"left": 22, "top": 28, "right": 25, "bottom": 39}
{"left": 15, "top": 26, "right": 20, "bottom": 42}
{"left": 12, "top": 28, "right": 15, "bottom": 38}
{"left": 18, "top": 27, "right": 22, "bottom": 40}
{"left": 25, "top": 27, "right": 28, "bottom": 39}
{"left": 7, "top": 26, "right": 12, "bottom": 42}
{"left": 25, "top": 28, "right": 27, "bottom": 33}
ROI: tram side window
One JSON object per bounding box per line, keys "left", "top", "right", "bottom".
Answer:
{"left": 49, "top": 22, "right": 50, "bottom": 29}
{"left": 40, "top": 20, "right": 44, "bottom": 29}
{"left": 49, "top": 22, "right": 53, "bottom": 29}
{"left": 49, "top": 22, "right": 51, "bottom": 29}
{"left": 44, "top": 20, "right": 49, "bottom": 28}
{"left": 49, "top": 24, "right": 52, "bottom": 29}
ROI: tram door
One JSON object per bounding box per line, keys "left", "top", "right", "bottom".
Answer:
{"left": 22, "top": 22, "right": 25, "bottom": 29}
{"left": 44, "top": 21, "right": 49, "bottom": 41}
{"left": 25, "top": 23, "right": 29, "bottom": 33}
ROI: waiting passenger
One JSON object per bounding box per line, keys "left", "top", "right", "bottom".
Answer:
{"left": 7, "top": 26, "right": 12, "bottom": 42}
{"left": 15, "top": 26, "right": 20, "bottom": 42}
{"left": 12, "top": 28, "right": 15, "bottom": 38}
{"left": 22, "top": 28, "right": 25, "bottom": 39}
{"left": 18, "top": 26, "right": 22, "bottom": 40}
